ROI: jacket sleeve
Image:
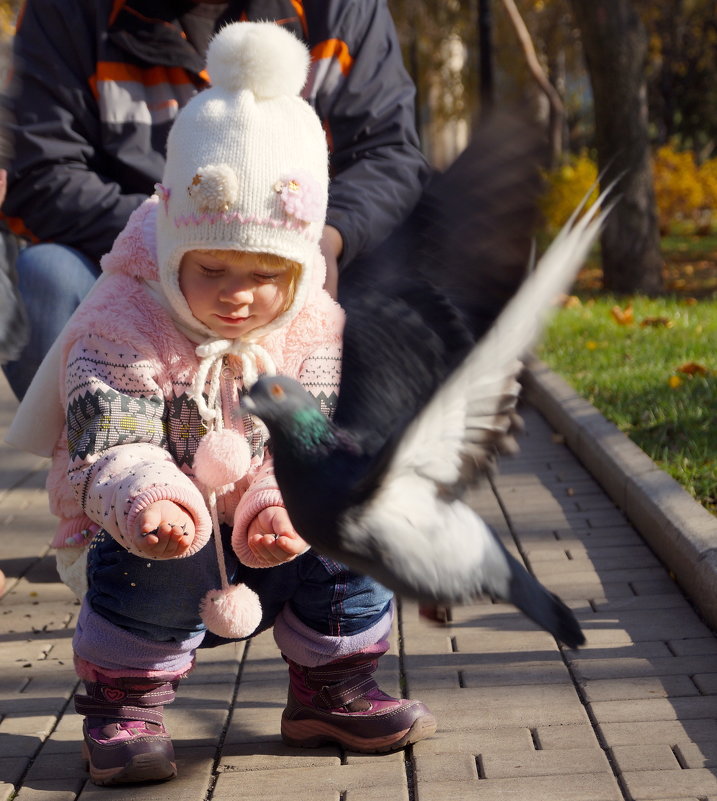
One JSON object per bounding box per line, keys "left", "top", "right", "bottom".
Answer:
{"left": 230, "top": 341, "right": 342, "bottom": 565}
{"left": 3, "top": 0, "right": 146, "bottom": 261}
{"left": 314, "top": 0, "right": 431, "bottom": 268}
{"left": 64, "top": 335, "right": 212, "bottom": 557}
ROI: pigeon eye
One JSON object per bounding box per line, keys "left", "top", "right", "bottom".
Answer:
{"left": 270, "top": 383, "right": 285, "bottom": 399}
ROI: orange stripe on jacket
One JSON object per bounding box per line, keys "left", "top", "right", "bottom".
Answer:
{"left": 289, "top": 0, "right": 308, "bottom": 37}
{"left": 2, "top": 213, "right": 39, "bottom": 244}
{"left": 89, "top": 62, "right": 203, "bottom": 100}
{"left": 108, "top": 0, "right": 126, "bottom": 27}
{"left": 310, "top": 39, "right": 353, "bottom": 76}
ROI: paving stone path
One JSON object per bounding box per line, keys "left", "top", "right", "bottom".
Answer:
{"left": 1, "top": 372, "right": 716, "bottom": 801}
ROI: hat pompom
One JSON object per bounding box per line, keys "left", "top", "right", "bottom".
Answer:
{"left": 200, "top": 583, "right": 262, "bottom": 638}
{"left": 194, "top": 429, "right": 252, "bottom": 488}
{"left": 206, "top": 22, "right": 309, "bottom": 98}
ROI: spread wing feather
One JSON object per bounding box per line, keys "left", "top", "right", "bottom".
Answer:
{"left": 380, "top": 194, "right": 610, "bottom": 491}
{"left": 334, "top": 113, "right": 547, "bottom": 445}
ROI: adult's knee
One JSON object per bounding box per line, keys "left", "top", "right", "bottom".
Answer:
{"left": 16, "top": 244, "right": 99, "bottom": 303}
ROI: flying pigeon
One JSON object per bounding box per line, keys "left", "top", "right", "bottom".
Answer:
{"left": 243, "top": 113, "right": 606, "bottom": 649}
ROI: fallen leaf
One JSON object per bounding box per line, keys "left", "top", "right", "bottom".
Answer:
{"left": 668, "top": 375, "right": 682, "bottom": 388}
{"left": 561, "top": 294, "right": 582, "bottom": 309}
{"left": 640, "top": 316, "right": 674, "bottom": 328}
{"left": 611, "top": 304, "right": 634, "bottom": 325}
{"left": 585, "top": 340, "right": 598, "bottom": 350}
{"left": 677, "top": 361, "right": 710, "bottom": 376}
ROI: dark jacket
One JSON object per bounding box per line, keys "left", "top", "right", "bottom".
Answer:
{"left": 3, "top": 0, "right": 428, "bottom": 267}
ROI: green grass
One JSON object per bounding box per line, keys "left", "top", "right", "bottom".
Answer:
{"left": 538, "top": 292, "right": 717, "bottom": 515}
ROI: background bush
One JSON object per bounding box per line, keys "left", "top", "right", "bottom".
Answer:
{"left": 541, "top": 145, "right": 717, "bottom": 235}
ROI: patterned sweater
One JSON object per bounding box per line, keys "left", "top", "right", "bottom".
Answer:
{"left": 47, "top": 197, "right": 344, "bottom": 564}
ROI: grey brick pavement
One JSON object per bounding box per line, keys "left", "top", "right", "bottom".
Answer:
{"left": 1, "top": 368, "right": 717, "bottom": 801}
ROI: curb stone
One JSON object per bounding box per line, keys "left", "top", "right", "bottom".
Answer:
{"left": 522, "top": 356, "right": 717, "bottom": 629}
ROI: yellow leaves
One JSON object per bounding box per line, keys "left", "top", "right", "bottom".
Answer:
{"left": 668, "top": 361, "right": 713, "bottom": 388}
{"left": 653, "top": 145, "right": 704, "bottom": 232}
{"left": 610, "top": 304, "right": 634, "bottom": 325}
{"left": 559, "top": 294, "right": 582, "bottom": 309}
{"left": 539, "top": 151, "right": 599, "bottom": 232}
{"left": 0, "top": 1, "right": 18, "bottom": 39}
{"left": 652, "top": 142, "right": 717, "bottom": 233}
{"left": 607, "top": 304, "right": 675, "bottom": 329}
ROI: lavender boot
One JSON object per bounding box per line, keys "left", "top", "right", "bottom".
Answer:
{"left": 74, "top": 676, "right": 179, "bottom": 785}
{"left": 281, "top": 654, "right": 437, "bottom": 752}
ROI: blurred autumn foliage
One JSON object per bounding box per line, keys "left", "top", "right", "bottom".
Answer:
{"left": 539, "top": 150, "right": 597, "bottom": 231}
{"left": 539, "top": 144, "right": 717, "bottom": 236}
{"left": 0, "top": 0, "right": 18, "bottom": 81}
{"left": 0, "top": 0, "right": 17, "bottom": 40}
{"left": 652, "top": 145, "right": 717, "bottom": 235}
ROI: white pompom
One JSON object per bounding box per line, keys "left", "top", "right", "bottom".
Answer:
{"left": 200, "top": 583, "right": 263, "bottom": 638}
{"left": 206, "top": 22, "right": 309, "bottom": 98}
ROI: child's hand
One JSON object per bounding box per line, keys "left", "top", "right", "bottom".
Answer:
{"left": 133, "top": 500, "right": 195, "bottom": 559}
{"left": 247, "top": 506, "right": 309, "bottom": 567}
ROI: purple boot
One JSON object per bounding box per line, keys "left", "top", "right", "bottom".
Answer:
{"left": 74, "top": 676, "right": 179, "bottom": 785}
{"left": 281, "top": 653, "right": 437, "bottom": 752}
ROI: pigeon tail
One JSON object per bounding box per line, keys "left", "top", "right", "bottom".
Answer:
{"left": 498, "top": 548, "right": 586, "bottom": 650}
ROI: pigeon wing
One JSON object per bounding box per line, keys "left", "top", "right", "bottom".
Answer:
{"left": 334, "top": 279, "right": 473, "bottom": 453}
{"left": 335, "top": 207, "right": 606, "bottom": 648}
{"left": 382, "top": 195, "right": 610, "bottom": 489}
{"left": 360, "top": 111, "right": 547, "bottom": 340}
{"left": 340, "top": 481, "right": 585, "bottom": 648}
{"left": 334, "top": 111, "right": 547, "bottom": 450}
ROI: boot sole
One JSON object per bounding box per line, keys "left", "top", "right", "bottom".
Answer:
{"left": 82, "top": 741, "right": 177, "bottom": 785}
{"left": 281, "top": 712, "right": 437, "bottom": 753}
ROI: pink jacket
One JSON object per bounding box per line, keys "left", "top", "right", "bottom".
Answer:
{"left": 48, "top": 197, "right": 344, "bottom": 565}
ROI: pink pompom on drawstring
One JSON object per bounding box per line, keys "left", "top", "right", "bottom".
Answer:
{"left": 199, "top": 583, "right": 263, "bottom": 638}
{"left": 193, "top": 429, "right": 252, "bottom": 488}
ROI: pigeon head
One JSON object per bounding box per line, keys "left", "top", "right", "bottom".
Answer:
{"left": 243, "top": 375, "right": 336, "bottom": 457}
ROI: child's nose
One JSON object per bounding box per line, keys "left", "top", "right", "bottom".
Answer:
{"left": 221, "top": 281, "right": 253, "bottom": 303}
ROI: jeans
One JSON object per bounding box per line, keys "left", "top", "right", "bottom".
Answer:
{"left": 2, "top": 244, "right": 99, "bottom": 399}
{"left": 85, "top": 527, "right": 393, "bottom": 646}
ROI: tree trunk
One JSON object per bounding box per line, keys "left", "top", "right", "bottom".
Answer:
{"left": 569, "top": 0, "right": 664, "bottom": 294}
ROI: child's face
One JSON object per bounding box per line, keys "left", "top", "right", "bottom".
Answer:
{"left": 179, "top": 250, "right": 294, "bottom": 339}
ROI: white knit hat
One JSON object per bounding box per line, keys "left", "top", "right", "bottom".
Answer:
{"left": 155, "top": 21, "right": 329, "bottom": 341}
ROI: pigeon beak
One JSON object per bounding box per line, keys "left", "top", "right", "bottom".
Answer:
{"left": 241, "top": 396, "right": 256, "bottom": 412}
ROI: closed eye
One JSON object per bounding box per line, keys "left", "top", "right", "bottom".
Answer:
{"left": 199, "top": 265, "right": 224, "bottom": 277}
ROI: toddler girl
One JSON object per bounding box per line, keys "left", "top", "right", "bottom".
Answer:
{"left": 46, "top": 22, "right": 435, "bottom": 786}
